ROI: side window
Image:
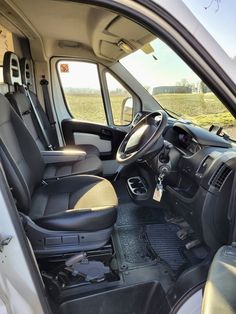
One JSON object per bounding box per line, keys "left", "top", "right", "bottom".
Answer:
{"left": 106, "top": 72, "right": 133, "bottom": 125}
{"left": 0, "top": 24, "right": 14, "bottom": 84}
{"left": 58, "top": 61, "right": 107, "bottom": 125}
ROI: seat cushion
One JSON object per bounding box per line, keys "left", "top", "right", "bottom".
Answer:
{"left": 30, "top": 175, "right": 117, "bottom": 232}
{"left": 43, "top": 155, "right": 103, "bottom": 179}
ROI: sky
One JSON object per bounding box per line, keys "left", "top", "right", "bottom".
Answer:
{"left": 183, "top": 0, "right": 236, "bottom": 58}
{"left": 59, "top": 0, "right": 236, "bottom": 91}
{"left": 121, "top": 39, "right": 200, "bottom": 88}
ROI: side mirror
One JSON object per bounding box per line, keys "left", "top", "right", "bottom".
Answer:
{"left": 121, "top": 97, "right": 133, "bottom": 125}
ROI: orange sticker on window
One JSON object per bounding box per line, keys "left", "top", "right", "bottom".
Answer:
{"left": 60, "top": 63, "right": 69, "bottom": 73}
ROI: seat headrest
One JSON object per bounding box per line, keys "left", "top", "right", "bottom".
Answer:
{"left": 3, "top": 52, "right": 22, "bottom": 86}
{"left": 20, "top": 58, "right": 33, "bottom": 86}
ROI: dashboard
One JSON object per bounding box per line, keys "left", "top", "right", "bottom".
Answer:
{"left": 178, "top": 132, "right": 201, "bottom": 155}
{"left": 131, "top": 111, "right": 236, "bottom": 251}
{"left": 162, "top": 120, "right": 236, "bottom": 251}
{"left": 172, "top": 122, "right": 231, "bottom": 153}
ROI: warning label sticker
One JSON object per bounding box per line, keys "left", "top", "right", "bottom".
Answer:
{"left": 60, "top": 63, "right": 69, "bottom": 73}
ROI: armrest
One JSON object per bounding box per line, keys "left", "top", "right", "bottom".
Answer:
{"left": 41, "top": 150, "right": 86, "bottom": 164}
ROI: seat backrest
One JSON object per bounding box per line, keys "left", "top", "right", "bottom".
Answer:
{"left": 3, "top": 52, "right": 49, "bottom": 151}
{"left": 20, "top": 57, "right": 59, "bottom": 148}
{"left": 0, "top": 92, "right": 45, "bottom": 213}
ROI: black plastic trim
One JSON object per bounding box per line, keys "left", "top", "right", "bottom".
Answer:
{"left": 168, "top": 262, "right": 210, "bottom": 311}
{"left": 174, "top": 122, "right": 232, "bottom": 148}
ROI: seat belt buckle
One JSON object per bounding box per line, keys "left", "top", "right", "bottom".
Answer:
{"left": 48, "top": 144, "right": 54, "bottom": 151}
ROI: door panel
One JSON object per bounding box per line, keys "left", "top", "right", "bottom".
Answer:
{"left": 55, "top": 60, "right": 135, "bottom": 157}
{"left": 62, "top": 119, "right": 126, "bottom": 158}
{"left": 74, "top": 133, "right": 112, "bottom": 153}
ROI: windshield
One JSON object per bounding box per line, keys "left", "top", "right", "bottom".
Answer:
{"left": 183, "top": 0, "right": 236, "bottom": 59}
{"left": 121, "top": 38, "right": 236, "bottom": 141}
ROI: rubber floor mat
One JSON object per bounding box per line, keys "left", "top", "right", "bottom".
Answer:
{"left": 114, "top": 225, "right": 158, "bottom": 269}
{"left": 145, "top": 224, "right": 188, "bottom": 272}
{"left": 114, "top": 222, "right": 202, "bottom": 273}
{"left": 116, "top": 202, "right": 166, "bottom": 227}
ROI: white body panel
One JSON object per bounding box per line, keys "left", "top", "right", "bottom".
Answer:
{"left": 176, "top": 289, "right": 203, "bottom": 314}
{"left": 0, "top": 188, "right": 44, "bottom": 314}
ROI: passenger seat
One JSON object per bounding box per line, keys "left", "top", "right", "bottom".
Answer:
{"left": 3, "top": 52, "right": 103, "bottom": 178}
{"left": 0, "top": 92, "right": 117, "bottom": 254}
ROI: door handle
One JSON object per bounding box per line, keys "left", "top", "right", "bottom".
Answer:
{"left": 101, "top": 129, "right": 112, "bottom": 139}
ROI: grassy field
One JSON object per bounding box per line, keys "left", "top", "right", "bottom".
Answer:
{"left": 154, "top": 93, "right": 236, "bottom": 128}
{"left": 65, "top": 92, "right": 236, "bottom": 132}
{"left": 65, "top": 93, "right": 127, "bottom": 125}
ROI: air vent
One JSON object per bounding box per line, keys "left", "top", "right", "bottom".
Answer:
{"left": 210, "top": 163, "right": 232, "bottom": 190}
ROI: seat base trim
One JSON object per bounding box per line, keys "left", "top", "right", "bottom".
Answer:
{"left": 22, "top": 214, "right": 113, "bottom": 256}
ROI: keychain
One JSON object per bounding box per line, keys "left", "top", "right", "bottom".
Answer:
{"left": 153, "top": 175, "right": 164, "bottom": 202}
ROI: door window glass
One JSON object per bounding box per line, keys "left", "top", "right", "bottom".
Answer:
{"left": 58, "top": 61, "right": 107, "bottom": 125}
{"left": 106, "top": 72, "right": 133, "bottom": 125}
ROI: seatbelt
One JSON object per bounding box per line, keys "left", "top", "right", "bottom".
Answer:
{"left": 40, "top": 76, "right": 56, "bottom": 126}
{"left": 22, "top": 85, "right": 53, "bottom": 151}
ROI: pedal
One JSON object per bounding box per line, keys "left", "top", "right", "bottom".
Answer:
{"left": 185, "top": 239, "right": 201, "bottom": 250}
{"left": 165, "top": 216, "right": 184, "bottom": 224}
{"left": 177, "top": 229, "right": 189, "bottom": 240}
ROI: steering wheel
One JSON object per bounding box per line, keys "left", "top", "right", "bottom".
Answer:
{"left": 116, "top": 110, "right": 168, "bottom": 165}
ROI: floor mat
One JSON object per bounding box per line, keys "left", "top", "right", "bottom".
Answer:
{"left": 145, "top": 224, "right": 189, "bottom": 272}
{"left": 116, "top": 202, "right": 166, "bottom": 227}
{"left": 114, "top": 225, "right": 158, "bottom": 268}
{"left": 114, "top": 222, "right": 204, "bottom": 274}
{"left": 113, "top": 180, "right": 207, "bottom": 275}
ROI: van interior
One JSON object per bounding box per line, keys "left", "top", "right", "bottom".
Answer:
{"left": 0, "top": 1, "right": 236, "bottom": 313}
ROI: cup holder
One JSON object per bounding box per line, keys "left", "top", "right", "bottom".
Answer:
{"left": 127, "top": 177, "right": 148, "bottom": 196}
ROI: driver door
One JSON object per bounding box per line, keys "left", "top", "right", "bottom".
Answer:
{"left": 55, "top": 60, "right": 136, "bottom": 159}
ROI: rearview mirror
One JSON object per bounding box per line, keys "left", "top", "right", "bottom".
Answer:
{"left": 121, "top": 97, "right": 133, "bottom": 125}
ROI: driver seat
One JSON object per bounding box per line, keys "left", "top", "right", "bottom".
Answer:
{"left": 0, "top": 93, "right": 117, "bottom": 254}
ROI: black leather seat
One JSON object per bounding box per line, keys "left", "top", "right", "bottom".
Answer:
{"left": 3, "top": 52, "right": 102, "bottom": 179}
{"left": 0, "top": 93, "right": 117, "bottom": 254}
{"left": 31, "top": 175, "right": 117, "bottom": 231}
